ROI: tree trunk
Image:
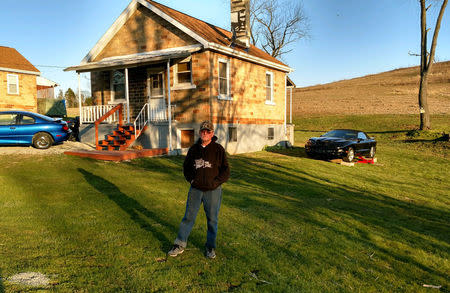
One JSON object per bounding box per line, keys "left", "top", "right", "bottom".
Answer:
{"left": 418, "top": 72, "right": 431, "bottom": 129}
{"left": 418, "top": 0, "right": 447, "bottom": 130}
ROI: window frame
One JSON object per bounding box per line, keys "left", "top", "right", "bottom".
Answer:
{"left": 228, "top": 126, "right": 237, "bottom": 142}
{"left": 0, "top": 113, "right": 19, "bottom": 125}
{"left": 265, "top": 71, "right": 275, "bottom": 105}
{"left": 7, "top": 74, "right": 19, "bottom": 95}
{"left": 218, "top": 58, "right": 232, "bottom": 100}
{"left": 173, "top": 56, "right": 196, "bottom": 90}
{"left": 19, "top": 115, "right": 36, "bottom": 125}
{"left": 110, "top": 69, "right": 125, "bottom": 101}
{"left": 267, "top": 127, "right": 275, "bottom": 140}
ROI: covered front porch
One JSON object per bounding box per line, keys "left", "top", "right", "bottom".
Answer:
{"left": 65, "top": 45, "right": 202, "bottom": 151}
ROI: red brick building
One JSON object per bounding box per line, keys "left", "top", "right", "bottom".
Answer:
{"left": 66, "top": 0, "right": 294, "bottom": 153}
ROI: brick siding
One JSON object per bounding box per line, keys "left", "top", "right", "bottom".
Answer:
{"left": 0, "top": 71, "right": 37, "bottom": 111}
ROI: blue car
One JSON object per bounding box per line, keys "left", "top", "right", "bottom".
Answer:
{"left": 0, "top": 111, "right": 72, "bottom": 149}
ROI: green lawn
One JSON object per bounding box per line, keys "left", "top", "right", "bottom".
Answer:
{"left": 0, "top": 114, "right": 449, "bottom": 292}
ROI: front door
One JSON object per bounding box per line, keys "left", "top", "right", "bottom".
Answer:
{"left": 148, "top": 72, "right": 166, "bottom": 120}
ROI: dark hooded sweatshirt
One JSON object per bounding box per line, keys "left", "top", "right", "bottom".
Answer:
{"left": 183, "top": 136, "right": 230, "bottom": 191}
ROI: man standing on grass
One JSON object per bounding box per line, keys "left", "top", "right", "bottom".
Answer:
{"left": 168, "top": 121, "right": 230, "bottom": 259}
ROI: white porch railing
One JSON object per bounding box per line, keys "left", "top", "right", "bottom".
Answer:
{"left": 134, "top": 103, "right": 150, "bottom": 139}
{"left": 133, "top": 103, "right": 176, "bottom": 138}
{"left": 81, "top": 104, "right": 127, "bottom": 123}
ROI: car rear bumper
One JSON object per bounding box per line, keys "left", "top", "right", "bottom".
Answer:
{"left": 53, "top": 131, "right": 72, "bottom": 143}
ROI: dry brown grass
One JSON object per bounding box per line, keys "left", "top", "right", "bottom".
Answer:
{"left": 292, "top": 61, "right": 450, "bottom": 116}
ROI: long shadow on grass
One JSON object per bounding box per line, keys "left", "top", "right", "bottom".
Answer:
{"left": 266, "top": 146, "right": 308, "bottom": 158}
{"left": 225, "top": 155, "right": 450, "bottom": 281}
{"left": 78, "top": 168, "right": 177, "bottom": 253}
{"left": 0, "top": 269, "right": 4, "bottom": 293}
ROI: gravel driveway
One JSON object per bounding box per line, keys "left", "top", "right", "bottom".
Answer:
{"left": 0, "top": 141, "right": 95, "bottom": 156}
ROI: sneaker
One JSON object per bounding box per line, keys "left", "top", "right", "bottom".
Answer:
{"left": 168, "top": 244, "right": 184, "bottom": 257}
{"left": 206, "top": 247, "right": 216, "bottom": 259}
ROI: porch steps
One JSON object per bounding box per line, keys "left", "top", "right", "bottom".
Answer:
{"left": 96, "top": 124, "right": 144, "bottom": 151}
{"left": 64, "top": 148, "right": 169, "bottom": 161}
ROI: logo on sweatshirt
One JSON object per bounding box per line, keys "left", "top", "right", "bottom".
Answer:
{"left": 195, "top": 159, "right": 212, "bottom": 169}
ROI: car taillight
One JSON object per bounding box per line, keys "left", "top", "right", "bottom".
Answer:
{"left": 62, "top": 125, "right": 69, "bottom": 131}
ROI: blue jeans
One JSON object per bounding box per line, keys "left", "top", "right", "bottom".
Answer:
{"left": 174, "top": 186, "right": 222, "bottom": 249}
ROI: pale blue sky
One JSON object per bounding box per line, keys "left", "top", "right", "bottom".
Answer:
{"left": 1, "top": 0, "right": 449, "bottom": 93}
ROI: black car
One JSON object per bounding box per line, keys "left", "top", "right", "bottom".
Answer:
{"left": 305, "top": 129, "right": 376, "bottom": 162}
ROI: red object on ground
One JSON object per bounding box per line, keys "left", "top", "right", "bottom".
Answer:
{"left": 356, "top": 156, "right": 375, "bottom": 164}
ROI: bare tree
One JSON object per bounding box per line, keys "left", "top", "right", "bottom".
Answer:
{"left": 418, "top": 0, "right": 448, "bottom": 130}
{"left": 250, "top": 0, "right": 309, "bottom": 58}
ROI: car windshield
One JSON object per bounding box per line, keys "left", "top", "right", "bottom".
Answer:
{"left": 322, "top": 130, "right": 357, "bottom": 139}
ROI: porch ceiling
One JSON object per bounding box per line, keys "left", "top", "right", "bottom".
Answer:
{"left": 64, "top": 44, "right": 202, "bottom": 73}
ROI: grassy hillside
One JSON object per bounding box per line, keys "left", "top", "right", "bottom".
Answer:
{"left": 0, "top": 114, "right": 448, "bottom": 292}
{"left": 292, "top": 61, "right": 450, "bottom": 116}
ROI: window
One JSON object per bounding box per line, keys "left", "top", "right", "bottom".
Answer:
{"left": 0, "top": 114, "right": 18, "bottom": 125}
{"left": 228, "top": 127, "right": 237, "bottom": 142}
{"left": 265, "top": 72, "right": 274, "bottom": 104}
{"left": 176, "top": 58, "right": 192, "bottom": 83}
{"left": 218, "top": 59, "right": 231, "bottom": 99}
{"left": 111, "top": 70, "right": 125, "bottom": 100}
{"left": 181, "top": 129, "right": 194, "bottom": 148}
{"left": 20, "top": 115, "right": 35, "bottom": 125}
{"left": 357, "top": 132, "right": 367, "bottom": 140}
{"left": 268, "top": 127, "right": 274, "bottom": 140}
{"left": 7, "top": 74, "right": 19, "bottom": 95}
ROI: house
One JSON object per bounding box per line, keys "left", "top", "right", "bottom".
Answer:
{"left": 37, "top": 76, "right": 59, "bottom": 99}
{"left": 65, "top": 0, "right": 294, "bottom": 154}
{"left": 0, "top": 46, "right": 40, "bottom": 112}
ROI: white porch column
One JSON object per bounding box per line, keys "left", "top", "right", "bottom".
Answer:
{"left": 290, "top": 87, "right": 293, "bottom": 124}
{"left": 125, "top": 67, "right": 130, "bottom": 124}
{"left": 167, "top": 59, "right": 173, "bottom": 152}
{"left": 284, "top": 74, "right": 287, "bottom": 138}
{"left": 78, "top": 73, "right": 82, "bottom": 124}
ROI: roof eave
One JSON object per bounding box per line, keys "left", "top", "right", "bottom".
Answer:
{"left": 206, "top": 43, "right": 293, "bottom": 73}
{"left": 0, "top": 67, "right": 40, "bottom": 75}
{"left": 65, "top": 45, "right": 203, "bottom": 73}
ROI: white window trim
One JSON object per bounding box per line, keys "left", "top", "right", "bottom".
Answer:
{"left": 173, "top": 56, "right": 196, "bottom": 90}
{"left": 7, "top": 74, "right": 19, "bottom": 95}
{"left": 218, "top": 58, "right": 232, "bottom": 100}
{"left": 265, "top": 71, "right": 275, "bottom": 105}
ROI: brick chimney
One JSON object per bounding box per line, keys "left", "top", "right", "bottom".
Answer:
{"left": 230, "top": 0, "right": 250, "bottom": 48}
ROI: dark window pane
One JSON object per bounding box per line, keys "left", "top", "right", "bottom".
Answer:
{"left": 228, "top": 127, "right": 237, "bottom": 142}
{"left": 266, "top": 74, "right": 271, "bottom": 87}
{"left": 114, "top": 84, "right": 125, "bottom": 100}
{"left": 219, "top": 62, "right": 227, "bottom": 79}
{"left": 219, "top": 78, "right": 227, "bottom": 95}
{"left": 178, "top": 72, "right": 191, "bottom": 83}
{"left": 113, "top": 70, "right": 125, "bottom": 84}
{"left": 268, "top": 127, "right": 274, "bottom": 140}
{"left": 21, "top": 115, "right": 35, "bottom": 124}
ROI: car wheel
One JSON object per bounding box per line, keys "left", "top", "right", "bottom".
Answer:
{"left": 33, "top": 132, "right": 53, "bottom": 149}
{"left": 369, "top": 146, "right": 376, "bottom": 158}
{"left": 343, "top": 147, "right": 354, "bottom": 162}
